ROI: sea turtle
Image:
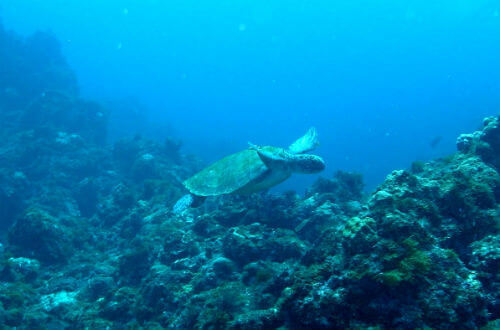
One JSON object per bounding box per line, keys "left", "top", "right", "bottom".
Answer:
{"left": 173, "top": 127, "right": 325, "bottom": 213}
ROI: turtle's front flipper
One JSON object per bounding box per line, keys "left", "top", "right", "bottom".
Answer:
{"left": 249, "top": 143, "right": 289, "bottom": 169}
{"left": 248, "top": 142, "right": 261, "bottom": 151}
{"left": 173, "top": 194, "right": 206, "bottom": 214}
{"left": 288, "top": 127, "right": 319, "bottom": 154}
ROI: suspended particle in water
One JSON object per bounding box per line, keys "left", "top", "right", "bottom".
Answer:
{"left": 116, "top": 42, "right": 123, "bottom": 50}
{"left": 123, "top": 8, "right": 129, "bottom": 15}
{"left": 494, "top": 10, "right": 499, "bottom": 17}
{"left": 238, "top": 23, "right": 247, "bottom": 32}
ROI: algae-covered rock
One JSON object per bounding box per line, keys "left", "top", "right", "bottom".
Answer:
{"left": 223, "top": 224, "right": 306, "bottom": 265}
{"left": 0, "top": 281, "right": 38, "bottom": 326}
{"left": 307, "top": 170, "right": 365, "bottom": 203}
{"left": 40, "top": 290, "right": 78, "bottom": 314}
{"left": 470, "top": 235, "right": 500, "bottom": 319}
{"left": 8, "top": 207, "right": 72, "bottom": 264}
{"left": 99, "top": 286, "right": 136, "bottom": 322}
{"left": 209, "top": 257, "right": 237, "bottom": 279}
{"left": 3, "top": 257, "right": 40, "bottom": 282}
{"left": 83, "top": 276, "right": 115, "bottom": 301}
{"left": 457, "top": 133, "right": 475, "bottom": 152}
{"left": 278, "top": 119, "right": 500, "bottom": 328}
{"left": 74, "top": 177, "right": 99, "bottom": 217}
{"left": 229, "top": 308, "right": 282, "bottom": 329}
{"left": 0, "top": 177, "right": 26, "bottom": 230}
{"left": 470, "top": 235, "right": 500, "bottom": 274}
{"left": 193, "top": 282, "right": 254, "bottom": 329}
{"left": 118, "top": 244, "right": 151, "bottom": 285}
{"left": 457, "top": 116, "right": 500, "bottom": 170}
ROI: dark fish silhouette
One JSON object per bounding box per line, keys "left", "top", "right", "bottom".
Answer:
{"left": 430, "top": 136, "right": 442, "bottom": 148}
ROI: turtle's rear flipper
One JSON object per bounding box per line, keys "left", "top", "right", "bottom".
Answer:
{"left": 173, "top": 194, "right": 205, "bottom": 214}
{"left": 288, "top": 127, "right": 319, "bottom": 154}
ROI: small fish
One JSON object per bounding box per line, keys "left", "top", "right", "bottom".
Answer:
{"left": 430, "top": 136, "right": 442, "bottom": 148}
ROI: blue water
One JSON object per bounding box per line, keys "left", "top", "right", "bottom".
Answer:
{"left": 2, "top": 0, "right": 499, "bottom": 192}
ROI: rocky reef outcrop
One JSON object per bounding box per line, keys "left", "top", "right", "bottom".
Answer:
{"left": 0, "top": 23, "right": 499, "bottom": 329}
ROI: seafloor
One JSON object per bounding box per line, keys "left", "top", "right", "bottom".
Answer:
{"left": 1, "top": 26, "right": 500, "bottom": 330}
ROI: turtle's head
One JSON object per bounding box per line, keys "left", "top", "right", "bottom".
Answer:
{"left": 290, "top": 154, "right": 325, "bottom": 174}
{"left": 250, "top": 143, "right": 325, "bottom": 174}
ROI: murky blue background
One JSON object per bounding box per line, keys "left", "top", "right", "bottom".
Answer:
{"left": 2, "top": 0, "right": 499, "bottom": 191}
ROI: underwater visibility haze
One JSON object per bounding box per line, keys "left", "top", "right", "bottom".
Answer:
{"left": 0, "top": 0, "right": 499, "bottom": 328}
{"left": 2, "top": 0, "right": 500, "bottom": 190}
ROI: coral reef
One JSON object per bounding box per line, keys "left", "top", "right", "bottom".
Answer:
{"left": 0, "top": 23, "right": 499, "bottom": 328}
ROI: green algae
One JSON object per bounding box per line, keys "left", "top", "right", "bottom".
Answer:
{"left": 376, "top": 237, "right": 432, "bottom": 287}
{"left": 342, "top": 216, "right": 376, "bottom": 239}
{"left": 410, "top": 160, "right": 426, "bottom": 174}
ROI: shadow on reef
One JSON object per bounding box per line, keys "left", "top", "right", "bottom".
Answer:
{"left": 0, "top": 23, "right": 499, "bottom": 329}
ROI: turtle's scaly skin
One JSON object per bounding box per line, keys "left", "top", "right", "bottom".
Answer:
{"left": 184, "top": 146, "right": 285, "bottom": 197}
